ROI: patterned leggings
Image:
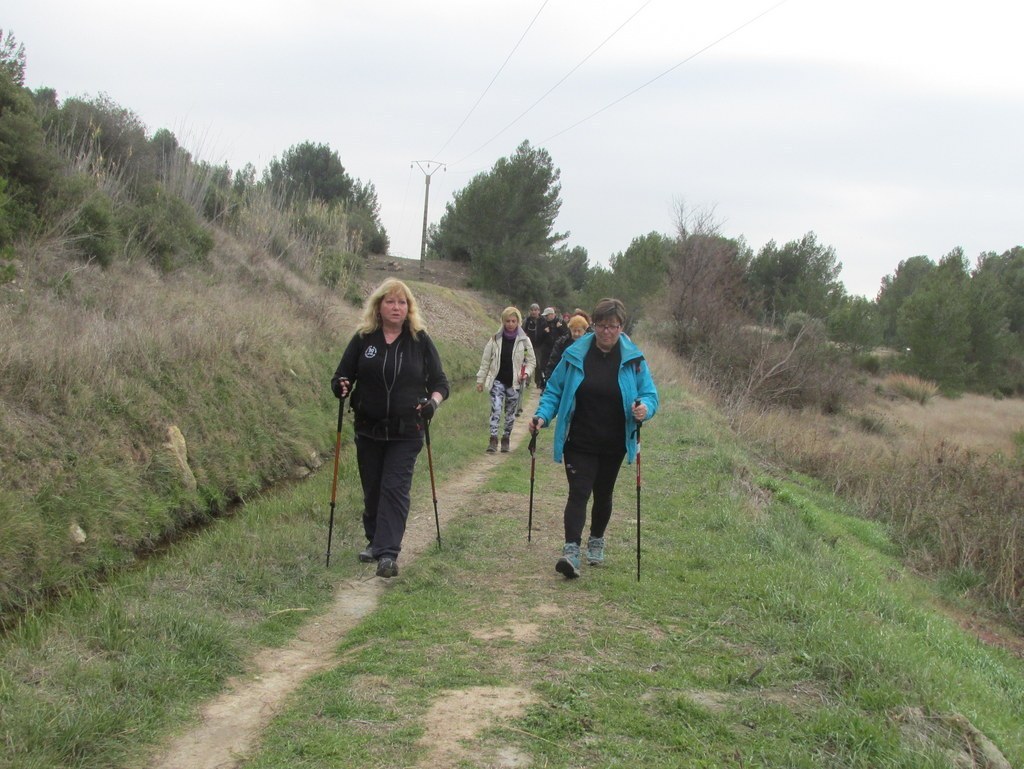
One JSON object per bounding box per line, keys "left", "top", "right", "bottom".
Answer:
{"left": 488, "top": 380, "right": 521, "bottom": 437}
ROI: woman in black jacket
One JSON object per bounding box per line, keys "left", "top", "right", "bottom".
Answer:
{"left": 331, "top": 278, "right": 449, "bottom": 578}
{"left": 542, "top": 311, "right": 591, "bottom": 384}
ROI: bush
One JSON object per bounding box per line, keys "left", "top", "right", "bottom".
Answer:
{"left": 688, "top": 320, "right": 853, "bottom": 414}
{"left": 318, "top": 249, "right": 357, "bottom": 289}
{"left": 783, "top": 311, "right": 823, "bottom": 341}
{"left": 44, "top": 94, "right": 154, "bottom": 190}
{"left": 367, "top": 226, "right": 389, "bottom": 256}
{"left": 0, "top": 245, "right": 14, "bottom": 284}
{"left": 0, "top": 69, "right": 58, "bottom": 226}
{"left": 74, "top": 193, "right": 118, "bottom": 266}
{"left": 118, "top": 184, "right": 213, "bottom": 271}
{"left": 854, "top": 352, "right": 883, "bottom": 375}
{"left": 884, "top": 373, "right": 939, "bottom": 404}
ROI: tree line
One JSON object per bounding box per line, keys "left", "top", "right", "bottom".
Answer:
{"left": 0, "top": 30, "right": 386, "bottom": 287}
{"left": 4, "top": 28, "right": 1021, "bottom": 399}
{"left": 428, "top": 141, "right": 1023, "bottom": 400}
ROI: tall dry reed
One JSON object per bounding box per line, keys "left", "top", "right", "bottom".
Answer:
{"left": 729, "top": 404, "right": 1024, "bottom": 615}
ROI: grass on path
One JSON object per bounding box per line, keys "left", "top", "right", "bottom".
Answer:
{"left": 245, "top": 385, "right": 1024, "bottom": 768}
{"left": 2, "top": 381, "right": 1023, "bottom": 769}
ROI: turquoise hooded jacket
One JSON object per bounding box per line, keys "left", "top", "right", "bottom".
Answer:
{"left": 534, "top": 332, "right": 659, "bottom": 464}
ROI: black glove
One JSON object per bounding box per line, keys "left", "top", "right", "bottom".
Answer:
{"left": 419, "top": 397, "right": 438, "bottom": 420}
{"left": 331, "top": 377, "right": 348, "bottom": 399}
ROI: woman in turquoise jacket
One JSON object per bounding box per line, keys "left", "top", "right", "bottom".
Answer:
{"left": 531, "top": 298, "right": 659, "bottom": 578}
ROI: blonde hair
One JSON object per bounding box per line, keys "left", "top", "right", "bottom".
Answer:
{"left": 501, "top": 306, "right": 522, "bottom": 324}
{"left": 357, "top": 278, "right": 426, "bottom": 337}
{"left": 567, "top": 315, "right": 589, "bottom": 333}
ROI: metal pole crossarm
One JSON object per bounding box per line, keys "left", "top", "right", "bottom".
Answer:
{"left": 411, "top": 161, "right": 446, "bottom": 273}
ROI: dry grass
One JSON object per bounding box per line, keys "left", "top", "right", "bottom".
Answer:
{"left": 726, "top": 385, "right": 1024, "bottom": 614}
{"left": 884, "top": 373, "right": 941, "bottom": 404}
{"left": 877, "top": 392, "right": 1024, "bottom": 458}
{"left": 647, "top": 320, "right": 1024, "bottom": 614}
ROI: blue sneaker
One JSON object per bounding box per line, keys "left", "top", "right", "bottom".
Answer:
{"left": 586, "top": 536, "right": 606, "bottom": 566}
{"left": 555, "top": 543, "right": 581, "bottom": 579}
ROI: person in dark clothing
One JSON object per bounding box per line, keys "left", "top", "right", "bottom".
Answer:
{"left": 536, "top": 307, "right": 568, "bottom": 389}
{"left": 523, "top": 304, "right": 543, "bottom": 387}
{"left": 531, "top": 298, "right": 659, "bottom": 579}
{"left": 331, "top": 278, "right": 449, "bottom": 578}
{"left": 476, "top": 306, "right": 536, "bottom": 453}
{"left": 542, "top": 311, "right": 591, "bottom": 384}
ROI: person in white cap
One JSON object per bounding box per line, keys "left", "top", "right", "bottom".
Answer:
{"left": 536, "top": 307, "right": 567, "bottom": 389}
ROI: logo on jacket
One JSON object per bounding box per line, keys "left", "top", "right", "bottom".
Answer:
{"left": 364, "top": 345, "right": 378, "bottom": 359}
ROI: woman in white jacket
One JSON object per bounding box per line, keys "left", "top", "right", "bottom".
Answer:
{"left": 476, "top": 306, "right": 536, "bottom": 453}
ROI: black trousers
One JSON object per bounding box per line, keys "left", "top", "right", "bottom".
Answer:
{"left": 536, "top": 345, "right": 552, "bottom": 386}
{"left": 562, "top": 447, "right": 626, "bottom": 545}
{"left": 354, "top": 433, "right": 423, "bottom": 560}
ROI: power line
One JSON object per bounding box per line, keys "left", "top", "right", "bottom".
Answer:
{"left": 451, "top": 0, "right": 655, "bottom": 167}
{"left": 432, "top": 0, "right": 552, "bottom": 160}
{"left": 543, "top": 0, "right": 790, "bottom": 143}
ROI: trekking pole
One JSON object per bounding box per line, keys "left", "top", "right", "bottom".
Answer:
{"left": 326, "top": 392, "right": 347, "bottom": 567}
{"left": 420, "top": 399, "right": 442, "bottom": 547}
{"left": 634, "top": 399, "right": 642, "bottom": 583}
{"left": 527, "top": 420, "right": 538, "bottom": 542}
{"left": 516, "top": 362, "right": 527, "bottom": 416}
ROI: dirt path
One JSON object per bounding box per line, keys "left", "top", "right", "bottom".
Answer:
{"left": 148, "top": 394, "right": 539, "bottom": 769}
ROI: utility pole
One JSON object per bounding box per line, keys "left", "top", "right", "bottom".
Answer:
{"left": 412, "top": 161, "right": 445, "bottom": 273}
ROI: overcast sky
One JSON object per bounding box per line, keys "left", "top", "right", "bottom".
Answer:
{"left": 6, "top": 0, "right": 1023, "bottom": 298}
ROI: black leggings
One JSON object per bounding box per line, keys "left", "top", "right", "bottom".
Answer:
{"left": 562, "top": 448, "right": 626, "bottom": 545}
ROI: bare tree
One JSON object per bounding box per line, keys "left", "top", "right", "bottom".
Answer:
{"left": 666, "top": 202, "right": 750, "bottom": 354}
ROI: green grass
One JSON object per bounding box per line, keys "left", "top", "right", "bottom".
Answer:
{"left": 2, "top": 379, "right": 1023, "bottom": 768}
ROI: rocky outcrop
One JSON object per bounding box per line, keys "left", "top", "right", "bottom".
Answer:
{"left": 163, "top": 425, "right": 198, "bottom": 491}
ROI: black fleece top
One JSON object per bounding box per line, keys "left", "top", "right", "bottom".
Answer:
{"left": 564, "top": 340, "right": 625, "bottom": 455}
{"left": 332, "top": 326, "right": 449, "bottom": 439}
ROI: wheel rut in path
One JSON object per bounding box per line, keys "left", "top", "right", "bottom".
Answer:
{"left": 148, "top": 402, "right": 537, "bottom": 769}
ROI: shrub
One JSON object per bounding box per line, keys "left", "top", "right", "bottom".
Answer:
{"left": 783, "top": 311, "right": 823, "bottom": 341}
{"left": 118, "top": 184, "right": 213, "bottom": 271}
{"left": 44, "top": 94, "right": 153, "bottom": 190}
{"left": 856, "top": 411, "right": 888, "bottom": 435}
{"left": 72, "top": 189, "right": 118, "bottom": 266}
{"left": 0, "top": 68, "right": 58, "bottom": 224}
{"left": 854, "top": 352, "right": 882, "bottom": 375}
{"left": 318, "top": 249, "right": 357, "bottom": 289}
{"left": 0, "top": 245, "right": 14, "bottom": 284}
{"left": 689, "top": 320, "right": 853, "bottom": 414}
{"left": 367, "top": 226, "right": 389, "bottom": 256}
{"left": 884, "top": 373, "right": 939, "bottom": 404}
{"left": 202, "top": 165, "right": 237, "bottom": 226}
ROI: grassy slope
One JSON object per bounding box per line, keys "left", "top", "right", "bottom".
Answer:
{"left": 1, "top": 277, "right": 1022, "bottom": 768}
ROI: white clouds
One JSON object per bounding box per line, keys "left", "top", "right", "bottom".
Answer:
{"left": 6, "top": 0, "right": 1022, "bottom": 299}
